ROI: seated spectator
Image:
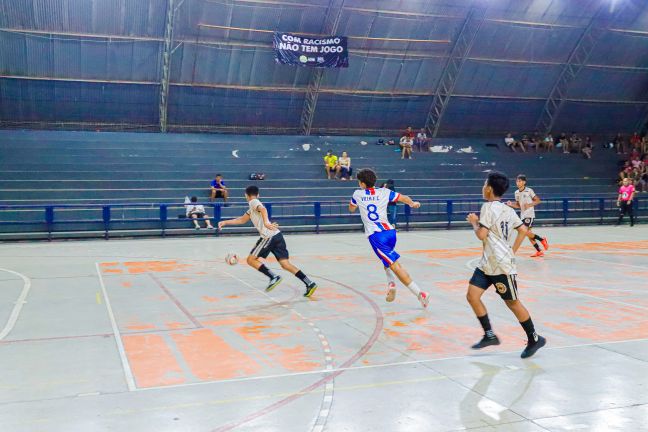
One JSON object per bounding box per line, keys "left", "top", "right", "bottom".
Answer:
{"left": 641, "top": 135, "right": 648, "bottom": 155}
{"left": 210, "top": 174, "right": 229, "bottom": 203}
{"left": 403, "top": 126, "right": 415, "bottom": 140}
{"left": 521, "top": 134, "right": 533, "bottom": 152}
{"left": 630, "top": 132, "right": 641, "bottom": 151}
{"left": 532, "top": 131, "right": 542, "bottom": 153}
{"left": 186, "top": 196, "right": 214, "bottom": 230}
{"left": 557, "top": 132, "right": 568, "bottom": 153}
{"left": 504, "top": 133, "right": 525, "bottom": 152}
{"left": 570, "top": 132, "right": 582, "bottom": 153}
{"left": 543, "top": 133, "right": 555, "bottom": 152}
{"left": 639, "top": 166, "right": 648, "bottom": 193}
{"left": 400, "top": 135, "right": 413, "bottom": 159}
{"left": 338, "top": 151, "right": 352, "bottom": 180}
{"left": 414, "top": 128, "right": 430, "bottom": 152}
{"left": 323, "top": 149, "right": 339, "bottom": 180}
{"left": 618, "top": 161, "right": 632, "bottom": 184}
{"left": 614, "top": 132, "right": 626, "bottom": 154}
{"left": 582, "top": 136, "right": 593, "bottom": 159}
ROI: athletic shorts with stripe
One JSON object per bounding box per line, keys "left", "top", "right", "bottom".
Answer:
{"left": 368, "top": 230, "right": 400, "bottom": 267}
{"left": 250, "top": 233, "right": 289, "bottom": 260}
{"left": 522, "top": 218, "right": 534, "bottom": 228}
{"left": 469, "top": 267, "right": 519, "bottom": 301}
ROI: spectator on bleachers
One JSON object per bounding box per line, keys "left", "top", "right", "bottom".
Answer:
{"left": 382, "top": 179, "right": 398, "bottom": 225}
{"left": 570, "top": 133, "right": 582, "bottom": 153}
{"left": 640, "top": 135, "right": 648, "bottom": 155}
{"left": 559, "top": 132, "right": 569, "bottom": 153}
{"left": 614, "top": 133, "right": 626, "bottom": 155}
{"left": 209, "top": 174, "right": 229, "bottom": 203}
{"left": 403, "top": 126, "right": 415, "bottom": 140}
{"left": 543, "top": 133, "right": 555, "bottom": 152}
{"left": 324, "top": 149, "right": 339, "bottom": 180}
{"left": 186, "top": 196, "right": 214, "bottom": 230}
{"left": 504, "top": 133, "right": 525, "bottom": 152}
{"left": 582, "top": 136, "right": 593, "bottom": 159}
{"left": 531, "top": 131, "right": 543, "bottom": 153}
{"left": 338, "top": 151, "right": 352, "bottom": 180}
{"left": 400, "top": 135, "right": 413, "bottom": 159}
{"left": 521, "top": 134, "right": 533, "bottom": 152}
{"left": 630, "top": 132, "right": 641, "bottom": 151}
{"left": 415, "top": 128, "right": 430, "bottom": 152}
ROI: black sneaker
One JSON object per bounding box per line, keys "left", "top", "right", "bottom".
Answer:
{"left": 304, "top": 282, "right": 317, "bottom": 298}
{"left": 471, "top": 335, "right": 501, "bottom": 350}
{"left": 521, "top": 335, "right": 546, "bottom": 358}
{"left": 265, "top": 275, "right": 283, "bottom": 292}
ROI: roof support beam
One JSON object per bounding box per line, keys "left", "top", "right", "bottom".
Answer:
{"left": 299, "top": 0, "right": 345, "bottom": 136}
{"left": 424, "top": 7, "right": 485, "bottom": 138}
{"left": 159, "top": 0, "right": 184, "bottom": 133}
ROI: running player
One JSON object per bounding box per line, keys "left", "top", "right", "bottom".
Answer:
{"left": 466, "top": 171, "right": 546, "bottom": 358}
{"left": 349, "top": 168, "right": 429, "bottom": 307}
{"left": 506, "top": 174, "right": 549, "bottom": 257}
{"left": 218, "top": 185, "right": 317, "bottom": 297}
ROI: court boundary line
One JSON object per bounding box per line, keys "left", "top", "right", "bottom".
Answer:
{"left": 95, "top": 262, "right": 137, "bottom": 392}
{"left": 0, "top": 268, "right": 32, "bottom": 340}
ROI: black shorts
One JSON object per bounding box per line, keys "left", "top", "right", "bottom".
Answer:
{"left": 469, "top": 268, "right": 519, "bottom": 301}
{"left": 212, "top": 189, "right": 226, "bottom": 198}
{"left": 522, "top": 218, "right": 534, "bottom": 228}
{"left": 250, "top": 233, "right": 289, "bottom": 260}
{"left": 190, "top": 212, "right": 206, "bottom": 218}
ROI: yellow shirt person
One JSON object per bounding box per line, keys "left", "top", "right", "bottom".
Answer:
{"left": 323, "top": 150, "right": 339, "bottom": 180}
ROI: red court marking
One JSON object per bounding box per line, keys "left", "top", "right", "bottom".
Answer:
{"left": 171, "top": 329, "right": 262, "bottom": 381}
{"left": 123, "top": 260, "right": 192, "bottom": 274}
{"left": 202, "top": 296, "right": 220, "bottom": 303}
{"left": 125, "top": 324, "right": 156, "bottom": 331}
{"left": 211, "top": 274, "right": 384, "bottom": 432}
{"left": 149, "top": 274, "right": 202, "bottom": 329}
{"left": 122, "top": 334, "right": 185, "bottom": 388}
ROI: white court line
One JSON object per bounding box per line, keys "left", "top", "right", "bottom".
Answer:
{"left": 555, "top": 253, "right": 648, "bottom": 270}
{"left": 0, "top": 268, "right": 32, "bottom": 340}
{"left": 131, "top": 335, "right": 648, "bottom": 393}
{"left": 94, "top": 263, "right": 136, "bottom": 392}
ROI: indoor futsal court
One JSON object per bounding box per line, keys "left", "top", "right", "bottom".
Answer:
{"left": 1, "top": 226, "right": 647, "bottom": 431}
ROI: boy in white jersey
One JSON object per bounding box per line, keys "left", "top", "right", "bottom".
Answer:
{"left": 506, "top": 174, "right": 549, "bottom": 257}
{"left": 218, "top": 185, "right": 317, "bottom": 297}
{"left": 466, "top": 171, "right": 546, "bottom": 358}
{"left": 349, "top": 168, "right": 429, "bottom": 307}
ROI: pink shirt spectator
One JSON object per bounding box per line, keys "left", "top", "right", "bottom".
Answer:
{"left": 619, "top": 185, "right": 635, "bottom": 202}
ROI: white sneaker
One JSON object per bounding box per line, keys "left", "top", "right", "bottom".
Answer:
{"left": 418, "top": 291, "right": 429, "bottom": 308}
{"left": 386, "top": 282, "right": 397, "bottom": 302}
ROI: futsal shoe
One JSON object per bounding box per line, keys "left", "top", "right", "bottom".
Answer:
{"left": 417, "top": 291, "right": 429, "bottom": 308}
{"left": 521, "top": 335, "right": 546, "bottom": 358}
{"left": 265, "top": 275, "right": 283, "bottom": 292}
{"left": 530, "top": 250, "right": 544, "bottom": 258}
{"left": 304, "top": 282, "right": 318, "bottom": 298}
{"left": 471, "top": 334, "right": 501, "bottom": 349}
{"left": 540, "top": 238, "right": 549, "bottom": 250}
{"left": 386, "top": 282, "right": 397, "bottom": 302}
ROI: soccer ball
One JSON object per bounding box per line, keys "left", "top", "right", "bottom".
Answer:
{"left": 225, "top": 253, "right": 238, "bottom": 265}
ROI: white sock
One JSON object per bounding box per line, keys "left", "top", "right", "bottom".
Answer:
{"left": 406, "top": 281, "right": 421, "bottom": 297}
{"left": 384, "top": 268, "right": 397, "bottom": 286}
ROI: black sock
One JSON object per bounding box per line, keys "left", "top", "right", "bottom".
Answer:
{"left": 477, "top": 314, "right": 495, "bottom": 338}
{"left": 295, "top": 270, "right": 313, "bottom": 286}
{"left": 534, "top": 234, "right": 544, "bottom": 242}
{"left": 532, "top": 242, "right": 541, "bottom": 252}
{"left": 257, "top": 264, "right": 276, "bottom": 279}
{"left": 520, "top": 318, "right": 537, "bottom": 343}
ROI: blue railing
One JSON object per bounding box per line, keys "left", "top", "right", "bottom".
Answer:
{"left": 0, "top": 196, "right": 643, "bottom": 240}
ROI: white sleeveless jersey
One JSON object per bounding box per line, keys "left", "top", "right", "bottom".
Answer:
{"left": 478, "top": 201, "right": 524, "bottom": 275}
{"left": 350, "top": 187, "right": 401, "bottom": 236}
{"left": 514, "top": 187, "right": 536, "bottom": 219}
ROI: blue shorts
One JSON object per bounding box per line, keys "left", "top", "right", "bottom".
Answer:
{"left": 368, "top": 230, "right": 400, "bottom": 267}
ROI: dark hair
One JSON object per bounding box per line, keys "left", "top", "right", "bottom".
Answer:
{"left": 487, "top": 171, "right": 509, "bottom": 197}
{"left": 516, "top": 174, "right": 527, "bottom": 182}
{"left": 356, "top": 168, "right": 377, "bottom": 188}
{"left": 190, "top": 196, "right": 198, "bottom": 203}
{"left": 327, "top": 149, "right": 333, "bottom": 153}
{"left": 245, "top": 185, "right": 259, "bottom": 196}
{"left": 215, "top": 173, "right": 222, "bottom": 177}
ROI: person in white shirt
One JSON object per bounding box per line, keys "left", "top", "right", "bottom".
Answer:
{"left": 399, "top": 135, "right": 413, "bottom": 159}
{"left": 466, "top": 171, "right": 546, "bottom": 359}
{"left": 504, "top": 133, "right": 525, "bottom": 152}
{"left": 506, "top": 175, "right": 549, "bottom": 257}
{"left": 415, "top": 128, "right": 430, "bottom": 152}
{"left": 185, "top": 196, "right": 214, "bottom": 230}
{"left": 218, "top": 185, "right": 317, "bottom": 297}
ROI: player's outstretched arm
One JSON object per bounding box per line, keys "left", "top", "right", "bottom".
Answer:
{"left": 218, "top": 213, "right": 250, "bottom": 230}
{"left": 396, "top": 194, "right": 420, "bottom": 209}
{"left": 467, "top": 213, "right": 488, "bottom": 240}
{"left": 512, "top": 224, "right": 528, "bottom": 253}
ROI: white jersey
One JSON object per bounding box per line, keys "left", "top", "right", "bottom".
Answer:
{"left": 351, "top": 187, "right": 401, "bottom": 236}
{"left": 514, "top": 187, "right": 536, "bottom": 219}
{"left": 185, "top": 204, "right": 206, "bottom": 217}
{"left": 246, "top": 198, "right": 279, "bottom": 239}
{"left": 478, "top": 201, "right": 524, "bottom": 275}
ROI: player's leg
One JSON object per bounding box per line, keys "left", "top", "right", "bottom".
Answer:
{"left": 273, "top": 234, "right": 317, "bottom": 297}
{"left": 384, "top": 266, "right": 397, "bottom": 302}
{"left": 248, "top": 238, "right": 282, "bottom": 291}
{"left": 389, "top": 261, "right": 428, "bottom": 307}
{"left": 617, "top": 202, "right": 626, "bottom": 225}
{"left": 525, "top": 220, "right": 547, "bottom": 256}
{"left": 467, "top": 269, "right": 500, "bottom": 349}
{"left": 498, "top": 275, "right": 546, "bottom": 358}
{"left": 628, "top": 202, "right": 635, "bottom": 227}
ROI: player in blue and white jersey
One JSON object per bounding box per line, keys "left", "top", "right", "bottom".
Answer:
{"left": 349, "top": 168, "right": 429, "bottom": 307}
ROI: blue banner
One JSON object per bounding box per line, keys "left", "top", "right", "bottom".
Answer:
{"left": 273, "top": 32, "right": 349, "bottom": 68}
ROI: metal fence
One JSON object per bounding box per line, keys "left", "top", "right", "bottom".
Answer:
{"left": 0, "top": 196, "right": 644, "bottom": 240}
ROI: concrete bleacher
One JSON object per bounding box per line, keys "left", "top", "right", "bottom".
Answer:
{"left": 0, "top": 130, "right": 622, "bottom": 239}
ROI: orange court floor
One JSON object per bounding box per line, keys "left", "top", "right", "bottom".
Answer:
{"left": 1, "top": 225, "right": 647, "bottom": 432}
